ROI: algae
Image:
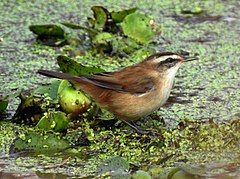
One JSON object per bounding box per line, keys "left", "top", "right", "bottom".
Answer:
{"left": 0, "top": 0, "right": 239, "bottom": 178}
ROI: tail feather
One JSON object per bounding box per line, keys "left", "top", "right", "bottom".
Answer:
{"left": 37, "top": 69, "right": 85, "bottom": 84}
{"left": 37, "top": 69, "right": 106, "bottom": 104}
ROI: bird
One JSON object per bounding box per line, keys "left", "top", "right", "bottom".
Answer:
{"left": 38, "top": 52, "right": 197, "bottom": 123}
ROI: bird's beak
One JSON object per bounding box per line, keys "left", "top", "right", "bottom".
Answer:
{"left": 183, "top": 56, "right": 198, "bottom": 62}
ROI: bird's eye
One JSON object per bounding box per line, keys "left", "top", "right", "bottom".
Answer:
{"left": 156, "top": 57, "right": 180, "bottom": 69}
{"left": 157, "top": 57, "right": 178, "bottom": 69}
{"left": 165, "top": 58, "right": 176, "bottom": 63}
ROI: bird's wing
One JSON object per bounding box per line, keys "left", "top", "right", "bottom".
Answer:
{"left": 81, "top": 73, "right": 123, "bottom": 91}
{"left": 81, "top": 68, "right": 155, "bottom": 94}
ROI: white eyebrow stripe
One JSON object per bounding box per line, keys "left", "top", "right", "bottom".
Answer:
{"left": 152, "top": 55, "right": 180, "bottom": 63}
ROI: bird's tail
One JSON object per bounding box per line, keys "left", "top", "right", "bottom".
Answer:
{"left": 37, "top": 69, "right": 105, "bottom": 105}
{"left": 38, "top": 69, "right": 72, "bottom": 79}
{"left": 37, "top": 69, "right": 85, "bottom": 84}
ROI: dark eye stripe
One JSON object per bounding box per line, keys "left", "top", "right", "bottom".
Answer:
{"left": 157, "top": 58, "right": 178, "bottom": 68}
{"left": 166, "top": 58, "right": 177, "bottom": 63}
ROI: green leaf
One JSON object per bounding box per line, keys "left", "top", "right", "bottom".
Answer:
{"left": 122, "top": 12, "right": 154, "bottom": 44}
{"left": 60, "top": 22, "right": 97, "bottom": 34}
{"left": 111, "top": 7, "right": 137, "bottom": 23}
{"left": 92, "top": 32, "right": 113, "bottom": 53}
{"left": 111, "top": 36, "right": 140, "bottom": 54}
{"left": 87, "top": 17, "right": 95, "bottom": 28}
{"left": 29, "top": 24, "right": 65, "bottom": 38}
{"left": 57, "top": 55, "right": 105, "bottom": 75}
{"left": 130, "top": 47, "right": 156, "bottom": 60}
{"left": 0, "top": 100, "right": 8, "bottom": 113}
{"left": 93, "top": 32, "right": 113, "bottom": 45}
{"left": 98, "top": 156, "right": 130, "bottom": 175}
{"left": 132, "top": 170, "right": 151, "bottom": 179}
{"left": 13, "top": 132, "right": 70, "bottom": 153}
{"left": 34, "top": 79, "right": 61, "bottom": 101}
{"left": 12, "top": 94, "right": 43, "bottom": 125}
{"left": 36, "top": 111, "right": 69, "bottom": 132}
{"left": 91, "top": 6, "right": 110, "bottom": 30}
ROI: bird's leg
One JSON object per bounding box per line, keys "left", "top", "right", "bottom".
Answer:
{"left": 120, "top": 119, "right": 150, "bottom": 134}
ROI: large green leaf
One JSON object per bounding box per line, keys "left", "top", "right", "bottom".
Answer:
{"left": 0, "top": 100, "right": 8, "bottom": 114}
{"left": 111, "top": 7, "right": 137, "bottom": 23}
{"left": 13, "top": 132, "right": 70, "bottom": 153}
{"left": 29, "top": 24, "right": 65, "bottom": 38}
{"left": 91, "top": 6, "right": 110, "bottom": 30}
{"left": 57, "top": 55, "right": 105, "bottom": 75}
{"left": 97, "top": 156, "right": 131, "bottom": 178}
{"left": 122, "top": 12, "right": 154, "bottom": 44}
{"left": 36, "top": 111, "right": 69, "bottom": 132}
{"left": 11, "top": 94, "right": 43, "bottom": 125}
{"left": 34, "top": 79, "right": 61, "bottom": 102}
{"left": 60, "top": 22, "right": 97, "bottom": 34}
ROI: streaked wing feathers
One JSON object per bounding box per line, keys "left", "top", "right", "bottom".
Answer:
{"left": 81, "top": 71, "right": 155, "bottom": 94}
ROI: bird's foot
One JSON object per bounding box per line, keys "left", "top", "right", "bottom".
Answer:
{"left": 120, "top": 119, "right": 160, "bottom": 135}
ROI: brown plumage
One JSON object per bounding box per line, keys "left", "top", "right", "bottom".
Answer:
{"left": 38, "top": 52, "right": 196, "bottom": 120}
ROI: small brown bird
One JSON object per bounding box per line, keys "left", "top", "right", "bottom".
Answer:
{"left": 38, "top": 52, "right": 197, "bottom": 121}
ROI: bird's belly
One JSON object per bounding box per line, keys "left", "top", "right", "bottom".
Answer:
{"left": 103, "top": 90, "right": 170, "bottom": 120}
